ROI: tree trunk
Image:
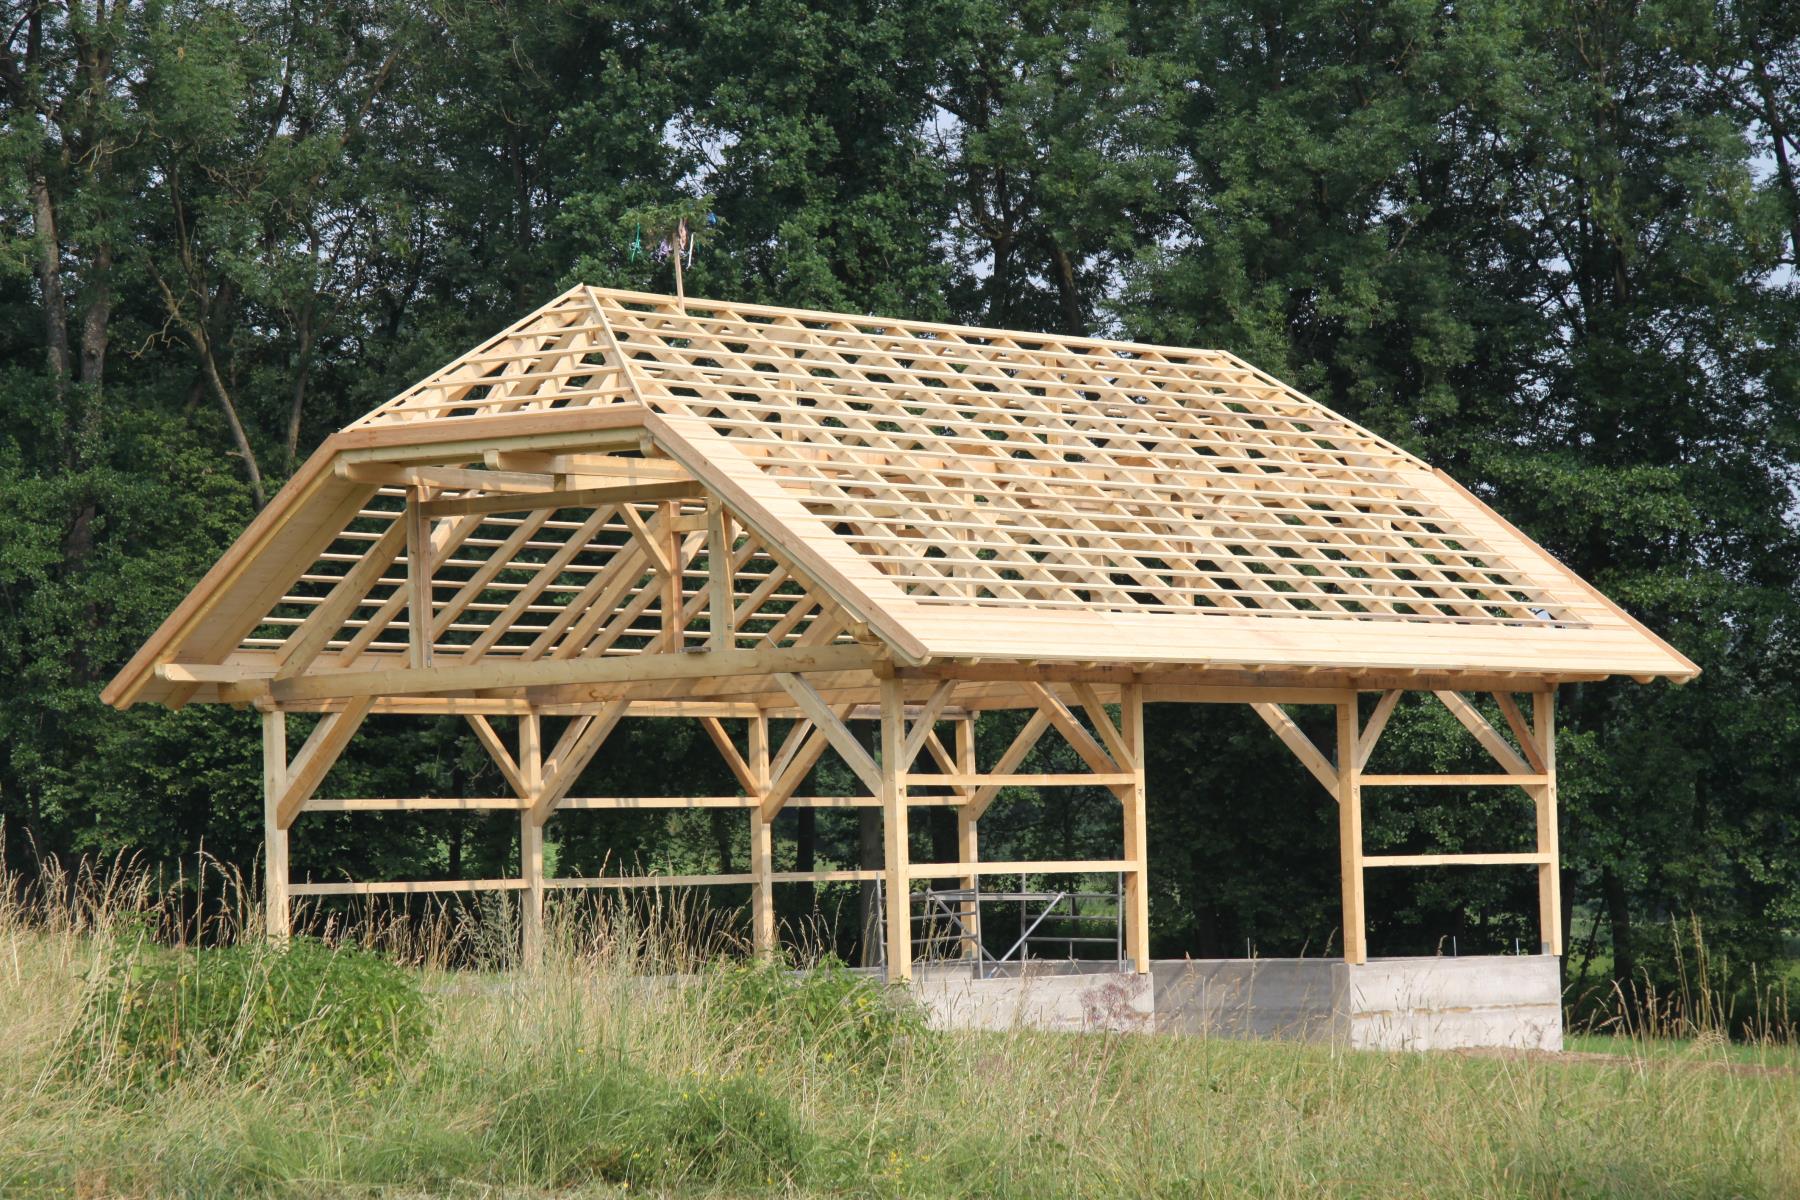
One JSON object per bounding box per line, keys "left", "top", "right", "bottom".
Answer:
{"left": 29, "top": 173, "right": 70, "bottom": 393}
{"left": 79, "top": 241, "right": 111, "bottom": 389}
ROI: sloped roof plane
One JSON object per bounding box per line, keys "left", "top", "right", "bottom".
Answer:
{"left": 104, "top": 285, "right": 1696, "bottom": 711}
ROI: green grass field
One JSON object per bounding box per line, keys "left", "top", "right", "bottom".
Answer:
{"left": 2, "top": 870, "right": 1796, "bottom": 1199}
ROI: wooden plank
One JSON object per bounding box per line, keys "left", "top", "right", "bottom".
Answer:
{"left": 419, "top": 479, "right": 699, "bottom": 519}
{"left": 1024, "top": 682, "right": 1120, "bottom": 777}
{"left": 404, "top": 490, "right": 435, "bottom": 670}
{"left": 1433, "top": 691, "right": 1533, "bottom": 776}
{"left": 706, "top": 499, "right": 735, "bottom": 651}
{"left": 903, "top": 772, "right": 1136, "bottom": 788}
{"left": 898, "top": 679, "right": 956, "bottom": 770}
{"left": 1533, "top": 690, "right": 1562, "bottom": 954}
{"left": 1120, "top": 683, "right": 1149, "bottom": 972}
{"left": 700, "top": 717, "right": 758, "bottom": 795}
{"left": 291, "top": 878, "right": 529, "bottom": 896}
{"left": 531, "top": 700, "right": 627, "bottom": 822}
{"left": 520, "top": 709, "right": 544, "bottom": 962}
{"left": 262, "top": 711, "right": 289, "bottom": 940}
{"left": 912, "top": 859, "right": 1136, "bottom": 877}
{"left": 967, "top": 710, "right": 1051, "bottom": 818}
{"left": 253, "top": 642, "right": 886, "bottom": 704}
{"left": 1362, "top": 774, "right": 1549, "bottom": 786}
{"left": 466, "top": 714, "right": 528, "bottom": 799}
{"left": 1356, "top": 689, "right": 1402, "bottom": 771}
{"left": 273, "top": 517, "right": 407, "bottom": 680}
{"left": 1337, "top": 701, "right": 1366, "bottom": 964}
{"left": 773, "top": 673, "right": 883, "bottom": 796}
{"left": 543, "top": 873, "right": 757, "bottom": 889}
{"left": 1494, "top": 692, "right": 1548, "bottom": 773}
{"left": 275, "top": 697, "right": 375, "bottom": 827}
{"left": 880, "top": 679, "right": 911, "bottom": 981}
{"left": 1364, "top": 852, "right": 1552, "bottom": 868}
{"left": 306, "top": 796, "right": 527, "bottom": 812}
{"left": 1072, "top": 681, "right": 1134, "bottom": 772}
{"left": 1250, "top": 703, "right": 1340, "bottom": 797}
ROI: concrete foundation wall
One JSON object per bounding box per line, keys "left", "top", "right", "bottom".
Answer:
{"left": 911, "top": 956, "right": 1562, "bottom": 1050}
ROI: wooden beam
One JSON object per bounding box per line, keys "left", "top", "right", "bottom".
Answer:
{"left": 706, "top": 498, "right": 735, "bottom": 651}
{"left": 967, "top": 710, "right": 1051, "bottom": 819}
{"left": 954, "top": 716, "right": 980, "bottom": 959}
{"left": 520, "top": 710, "right": 544, "bottom": 962}
{"left": 531, "top": 700, "right": 627, "bottom": 823}
{"left": 1072, "top": 681, "right": 1134, "bottom": 772}
{"left": 1533, "top": 690, "right": 1563, "bottom": 954}
{"left": 906, "top": 859, "right": 1136, "bottom": 877}
{"left": 1433, "top": 691, "right": 1533, "bottom": 776}
{"left": 418, "top": 479, "right": 699, "bottom": 519}
{"left": 904, "top": 772, "right": 1136, "bottom": 788}
{"left": 880, "top": 679, "right": 911, "bottom": 981}
{"left": 405, "top": 490, "right": 434, "bottom": 669}
{"left": 273, "top": 518, "right": 407, "bottom": 680}
{"left": 898, "top": 679, "right": 956, "bottom": 770}
{"left": 253, "top": 642, "right": 886, "bottom": 704}
{"left": 1356, "top": 689, "right": 1402, "bottom": 771}
{"left": 747, "top": 714, "right": 774, "bottom": 955}
{"left": 773, "top": 674, "right": 883, "bottom": 796}
{"left": 1364, "top": 852, "right": 1552, "bottom": 868}
{"left": 336, "top": 461, "right": 562, "bottom": 493}
{"left": 466, "top": 714, "right": 527, "bottom": 799}
{"left": 1250, "top": 703, "right": 1340, "bottom": 797}
{"left": 1024, "top": 682, "right": 1120, "bottom": 777}
{"left": 1494, "top": 692, "right": 1548, "bottom": 773}
{"left": 275, "top": 696, "right": 375, "bottom": 828}
{"left": 263, "top": 710, "right": 289, "bottom": 940}
{"left": 1121, "top": 683, "right": 1149, "bottom": 973}
{"left": 1361, "top": 774, "right": 1548, "bottom": 787}
{"left": 1337, "top": 701, "right": 1367, "bottom": 964}
{"left": 701, "top": 716, "right": 758, "bottom": 795}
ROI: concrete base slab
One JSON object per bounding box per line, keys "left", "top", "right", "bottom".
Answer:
{"left": 908, "top": 962, "right": 1153, "bottom": 1033}
{"left": 906, "top": 955, "right": 1562, "bottom": 1050}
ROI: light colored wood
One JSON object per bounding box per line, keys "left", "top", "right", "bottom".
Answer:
{"left": 774, "top": 673, "right": 883, "bottom": 796}
{"left": 899, "top": 679, "right": 956, "bottom": 770}
{"left": 1433, "top": 691, "right": 1533, "bottom": 776}
{"left": 1494, "top": 692, "right": 1549, "bottom": 773}
{"left": 707, "top": 499, "right": 735, "bottom": 651}
{"left": 466, "top": 714, "right": 527, "bottom": 799}
{"left": 1120, "top": 683, "right": 1150, "bottom": 973}
{"left": 1356, "top": 689, "right": 1402, "bottom": 770}
{"left": 292, "top": 878, "right": 530, "bottom": 896}
{"left": 903, "top": 772, "right": 1137, "bottom": 788}
{"left": 880, "top": 679, "right": 911, "bottom": 982}
{"left": 770, "top": 868, "right": 884, "bottom": 883}
{"left": 700, "top": 716, "right": 757, "bottom": 795}
{"left": 306, "top": 796, "right": 526, "bottom": 812}
{"left": 1360, "top": 774, "right": 1550, "bottom": 787}
{"left": 252, "top": 642, "right": 885, "bottom": 705}
{"left": 1337, "top": 701, "right": 1367, "bottom": 964}
{"left": 532, "top": 700, "right": 627, "bottom": 822}
{"left": 967, "top": 710, "right": 1051, "bottom": 818}
{"left": 263, "top": 710, "right": 289, "bottom": 940}
{"left": 1073, "top": 682, "right": 1135, "bottom": 771}
{"left": 954, "top": 716, "right": 980, "bottom": 958}
{"left": 747, "top": 714, "right": 774, "bottom": 955}
{"left": 1251, "top": 703, "right": 1341, "bottom": 797}
{"left": 544, "top": 873, "right": 758, "bottom": 889}
{"left": 912, "top": 859, "right": 1136, "bottom": 877}
{"left": 417, "top": 479, "right": 698, "bottom": 519}
{"left": 275, "top": 696, "right": 374, "bottom": 827}
{"left": 520, "top": 710, "right": 544, "bottom": 962}
{"left": 1533, "top": 690, "right": 1563, "bottom": 954}
{"left": 1025, "top": 682, "right": 1121, "bottom": 777}
{"left": 1364, "top": 852, "right": 1552, "bottom": 868}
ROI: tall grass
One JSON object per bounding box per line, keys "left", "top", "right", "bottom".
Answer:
{"left": 2, "top": 851, "right": 1798, "bottom": 1198}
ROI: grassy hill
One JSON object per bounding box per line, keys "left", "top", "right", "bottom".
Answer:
{"left": 2, "top": 865, "right": 1795, "bottom": 1198}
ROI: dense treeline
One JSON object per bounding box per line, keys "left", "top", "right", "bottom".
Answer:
{"left": 2, "top": 0, "right": 1797, "bottom": 998}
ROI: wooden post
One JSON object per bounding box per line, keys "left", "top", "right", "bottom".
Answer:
{"left": 880, "top": 679, "right": 911, "bottom": 981}
{"left": 706, "top": 499, "right": 734, "bottom": 652}
{"left": 1337, "top": 697, "right": 1367, "bottom": 965}
{"left": 1120, "top": 684, "right": 1150, "bottom": 973}
{"left": 520, "top": 709, "right": 544, "bottom": 964}
{"left": 1532, "top": 690, "right": 1562, "bottom": 956}
{"left": 263, "top": 709, "right": 290, "bottom": 941}
{"left": 660, "top": 499, "right": 683, "bottom": 652}
{"left": 953, "top": 716, "right": 980, "bottom": 960}
{"left": 404, "top": 488, "right": 433, "bottom": 669}
{"left": 747, "top": 714, "right": 775, "bottom": 955}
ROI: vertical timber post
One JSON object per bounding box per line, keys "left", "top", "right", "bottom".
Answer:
{"left": 953, "top": 715, "right": 980, "bottom": 960}
{"left": 880, "top": 679, "right": 911, "bottom": 982}
{"left": 404, "top": 488, "right": 433, "bottom": 670}
{"left": 520, "top": 709, "right": 544, "bottom": 965}
{"left": 1337, "top": 697, "right": 1367, "bottom": 965}
{"left": 748, "top": 714, "right": 775, "bottom": 955}
{"left": 1533, "top": 690, "right": 1562, "bottom": 956}
{"left": 262, "top": 709, "right": 290, "bottom": 942}
{"left": 1120, "top": 684, "right": 1150, "bottom": 973}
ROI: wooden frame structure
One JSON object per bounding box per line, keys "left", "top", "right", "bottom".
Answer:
{"left": 105, "top": 286, "right": 1696, "bottom": 976}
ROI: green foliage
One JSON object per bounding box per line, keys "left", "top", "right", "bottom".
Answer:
{"left": 67, "top": 937, "right": 432, "bottom": 1087}
{"left": 705, "top": 953, "right": 929, "bottom": 1065}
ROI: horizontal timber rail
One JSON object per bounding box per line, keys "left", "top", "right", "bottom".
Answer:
{"left": 902, "top": 773, "right": 1136, "bottom": 788}
{"left": 1363, "top": 852, "right": 1553, "bottom": 868}
{"left": 1360, "top": 774, "right": 1549, "bottom": 787}
{"left": 906, "top": 859, "right": 1135, "bottom": 878}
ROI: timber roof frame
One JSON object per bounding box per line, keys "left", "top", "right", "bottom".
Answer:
{"left": 104, "top": 284, "right": 1697, "bottom": 714}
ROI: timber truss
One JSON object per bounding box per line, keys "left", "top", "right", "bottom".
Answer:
{"left": 105, "top": 286, "right": 1697, "bottom": 976}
